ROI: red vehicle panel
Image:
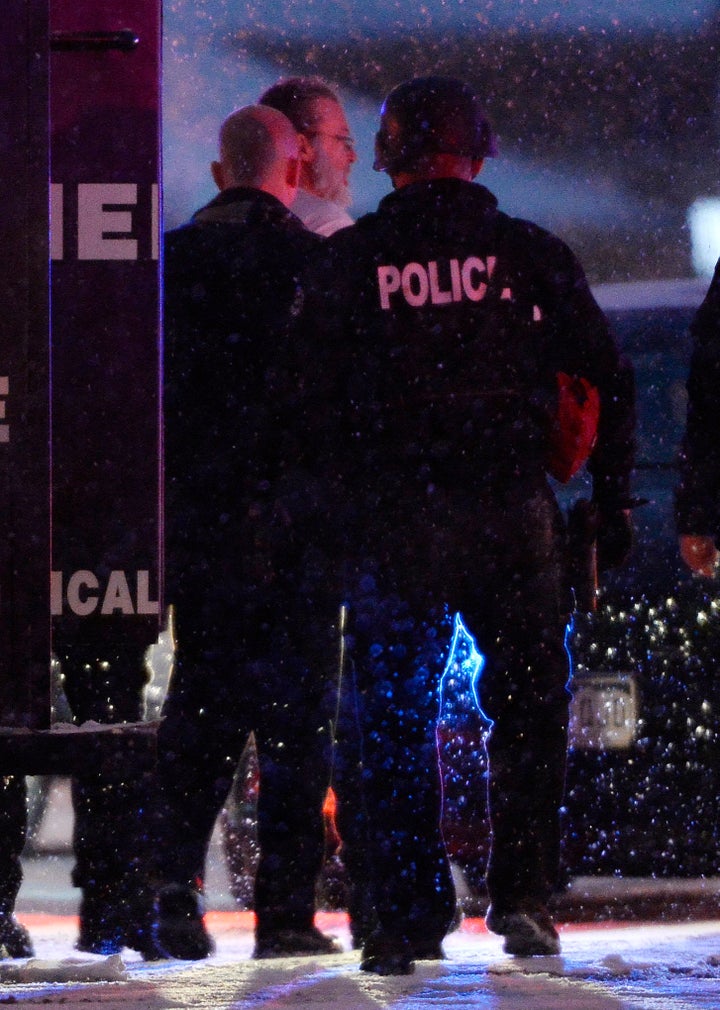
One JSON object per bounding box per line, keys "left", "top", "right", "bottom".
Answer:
{"left": 49, "top": 1, "right": 162, "bottom": 668}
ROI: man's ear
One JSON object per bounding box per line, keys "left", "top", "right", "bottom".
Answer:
{"left": 470, "top": 158, "right": 484, "bottom": 179}
{"left": 298, "top": 133, "right": 315, "bottom": 164}
{"left": 285, "top": 156, "right": 301, "bottom": 190}
{"left": 211, "top": 160, "right": 225, "bottom": 191}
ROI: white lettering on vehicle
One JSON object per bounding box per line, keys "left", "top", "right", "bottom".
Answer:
{"left": 78, "top": 184, "right": 137, "bottom": 260}
{"left": 377, "top": 256, "right": 498, "bottom": 310}
{"left": 50, "top": 183, "right": 159, "bottom": 262}
{"left": 51, "top": 569, "right": 160, "bottom": 616}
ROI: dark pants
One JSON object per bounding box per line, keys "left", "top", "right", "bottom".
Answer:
{"left": 0, "top": 778, "right": 27, "bottom": 918}
{"left": 336, "top": 591, "right": 457, "bottom": 947}
{"left": 155, "top": 539, "right": 338, "bottom": 938}
{"left": 54, "top": 624, "right": 155, "bottom": 927}
{"left": 339, "top": 475, "right": 571, "bottom": 938}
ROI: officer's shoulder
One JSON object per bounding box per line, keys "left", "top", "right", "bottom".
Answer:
{"left": 289, "top": 224, "right": 324, "bottom": 253}
{"left": 163, "top": 221, "right": 195, "bottom": 250}
{"left": 266, "top": 212, "right": 322, "bottom": 268}
{"left": 498, "top": 210, "right": 579, "bottom": 270}
{"left": 500, "top": 210, "right": 565, "bottom": 248}
{"left": 163, "top": 221, "right": 217, "bottom": 270}
{"left": 330, "top": 210, "right": 379, "bottom": 243}
{"left": 314, "top": 211, "right": 380, "bottom": 261}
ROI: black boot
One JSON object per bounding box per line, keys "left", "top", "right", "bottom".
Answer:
{"left": 253, "top": 924, "right": 342, "bottom": 959}
{"left": 76, "top": 887, "right": 124, "bottom": 956}
{"left": 153, "top": 884, "right": 215, "bottom": 960}
{"left": 76, "top": 880, "right": 164, "bottom": 960}
{"left": 0, "top": 777, "right": 34, "bottom": 958}
{"left": 360, "top": 929, "right": 415, "bottom": 975}
{"left": 0, "top": 916, "right": 33, "bottom": 959}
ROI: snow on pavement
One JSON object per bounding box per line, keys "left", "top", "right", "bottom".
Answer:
{"left": 3, "top": 911, "right": 720, "bottom": 1008}
{"left": 17, "top": 787, "right": 720, "bottom": 1007}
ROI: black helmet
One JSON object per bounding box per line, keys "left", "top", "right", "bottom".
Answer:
{"left": 373, "top": 76, "right": 496, "bottom": 173}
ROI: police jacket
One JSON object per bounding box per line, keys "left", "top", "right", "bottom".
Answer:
{"left": 163, "top": 187, "right": 322, "bottom": 550}
{"left": 676, "top": 258, "right": 720, "bottom": 541}
{"left": 299, "top": 179, "right": 635, "bottom": 511}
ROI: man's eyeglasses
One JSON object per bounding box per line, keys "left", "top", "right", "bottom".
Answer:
{"left": 306, "top": 131, "right": 356, "bottom": 152}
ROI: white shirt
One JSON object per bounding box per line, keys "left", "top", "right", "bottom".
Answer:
{"left": 292, "top": 189, "right": 354, "bottom": 237}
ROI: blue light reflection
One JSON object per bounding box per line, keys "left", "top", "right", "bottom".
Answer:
{"left": 439, "top": 613, "right": 485, "bottom": 719}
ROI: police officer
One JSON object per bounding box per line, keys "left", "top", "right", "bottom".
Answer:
{"left": 677, "top": 257, "right": 720, "bottom": 575}
{"left": 298, "top": 76, "right": 635, "bottom": 974}
{"left": 153, "top": 105, "right": 341, "bottom": 961}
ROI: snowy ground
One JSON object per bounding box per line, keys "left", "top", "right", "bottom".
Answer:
{"left": 7, "top": 781, "right": 720, "bottom": 1009}
{"left": 5, "top": 911, "right": 720, "bottom": 1009}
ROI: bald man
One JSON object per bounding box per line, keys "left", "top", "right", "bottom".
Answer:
{"left": 151, "top": 105, "right": 340, "bottom": 961}
{"left": 209, "top": 103, "right": 302, "bottom": 204}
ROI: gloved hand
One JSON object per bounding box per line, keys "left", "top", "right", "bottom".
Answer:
{"left": 595, "top": 507, "right": 633, "bottom": 573}
{"left": 679, "top": 534, "right": 719, "bottom": 577}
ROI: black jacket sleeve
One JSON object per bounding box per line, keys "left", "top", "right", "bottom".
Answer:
{"left": 517, "top": 221, "right": 636, "bottom": 509}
